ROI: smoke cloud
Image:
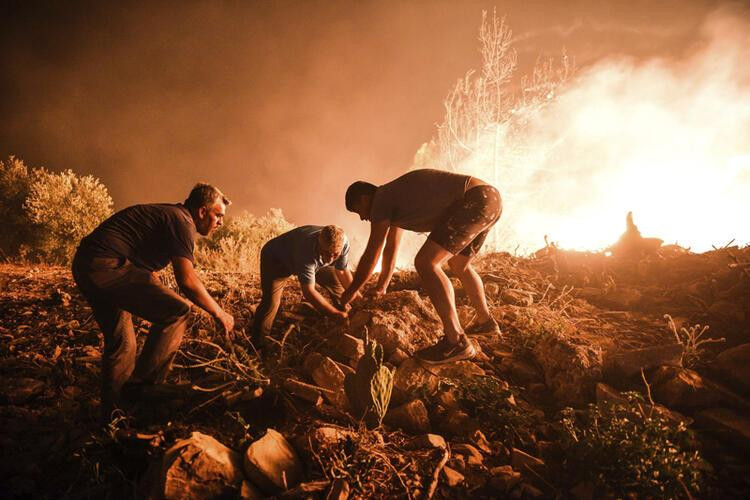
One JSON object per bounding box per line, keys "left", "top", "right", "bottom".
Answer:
{"left": 458, "top": 4, "right": 750, "bottom": 253}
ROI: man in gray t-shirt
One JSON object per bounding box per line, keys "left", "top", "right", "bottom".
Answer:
{"left": 341, "top": 169, "right": 503, "bottom": 364}
{"left": 252, "top": 225, "right": 354, "bottom": 342}
{"left": 73, "top": 183, "right": 234, "bottom": 421}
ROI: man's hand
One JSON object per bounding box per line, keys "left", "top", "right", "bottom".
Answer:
{"left": 330, "top": 309, "right": 348, "bottom": 324}
{"left": 340, "top": 286, "right": 356, "bottom": 307}
{"left": 372, "top": 285, "right": 387, "bottom": 298}
{"left": 214, "top": 310, "right": 235, "bottom": 335}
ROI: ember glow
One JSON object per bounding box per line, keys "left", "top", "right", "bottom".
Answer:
{"left": 457, "top": 8, "right": 750, "bottom": 254}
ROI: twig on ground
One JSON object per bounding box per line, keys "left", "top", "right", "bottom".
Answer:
{"left": 426, "top": 447, "right": 450, "bottom": 499}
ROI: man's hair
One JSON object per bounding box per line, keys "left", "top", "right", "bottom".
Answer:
{"left": 184, "top": 183, "right": 231, "bottom": 210}
{"left": 319, "top": 225, "right": 345, "bottom": 252}
{"left": 345, "top": 181, "right": 377, "bottom": 211}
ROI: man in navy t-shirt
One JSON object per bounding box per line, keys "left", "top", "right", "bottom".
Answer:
{"left": 72, "top": 183, "right": 234, "bottom": 421}
{"left": 252, "top": 225, "right": 354, "bottom": 342}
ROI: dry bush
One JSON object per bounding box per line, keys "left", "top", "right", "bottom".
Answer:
{"left": 1, "top": 156, "right": 113, "bottom": 264}
{"left": 23, "top": 168, "right": 113, "bottom": 263}
{"left": 414, "top": 9, "right": 573, "bottom": 174}
{"left": 0, "top": 155, "right": 36, "bottom": 259}
{"left": 195, "top": 208, "right": 294, "bottom": 273}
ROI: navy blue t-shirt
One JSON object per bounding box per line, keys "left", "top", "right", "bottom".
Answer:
{"left": 79, "top": 203, "right": 196, "bottom": 272}
{"left": 262, "top": 225, "right": 349, "bottom": 285}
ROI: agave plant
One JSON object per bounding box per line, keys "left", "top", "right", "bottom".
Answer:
{"left": 344, "top": 329, "right": 394, "bottom": 428}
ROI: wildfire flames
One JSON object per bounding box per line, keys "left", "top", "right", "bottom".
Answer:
{"left": 458, "top": 9, "right": 750, "bottom": 254}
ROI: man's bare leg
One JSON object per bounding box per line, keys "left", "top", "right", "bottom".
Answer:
{"left": 448, "top": 254, "right": 492, "bottom": 324}
{"left": 414, "top": 240, "right": 463, "bottom": 343}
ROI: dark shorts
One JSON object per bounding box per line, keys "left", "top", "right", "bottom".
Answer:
{"left": 428, "top": 185, "right": 502, "bottom": 256}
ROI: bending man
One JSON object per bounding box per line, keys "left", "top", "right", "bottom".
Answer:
{"left": 72, "top": 183, "right": 234, "bottom": 420}
{"left": 342, "top": 168, "right": 501, "bottom": 364}
{"left": 252, "top": 225, "right": 354, "bottom": 343}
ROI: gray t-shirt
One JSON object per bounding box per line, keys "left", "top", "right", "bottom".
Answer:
{"left": 369, "top": 169, "right": 470, "bottom": 232}
{"left": 79, "top": 203, "right": 196, "bottom": 272}
{"left": 262, "top": 225, "right": 350, "bottom": 285}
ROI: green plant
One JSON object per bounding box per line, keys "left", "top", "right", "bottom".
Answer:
{"left": 664, "top": 314, "right": 725, "bottom": 367}
{"left": 195, "top": 208, "right": 294, "bottom": 273}
{"left": 23, "top": 168, "right": 113, "bottom": 263}
{"left": 344, "top": 331, "right": 394, "bottom": 428}
{"left": 559, "top": 392, "right": 705, "bottom": 498}
{"left": 507, "top": 309, "right": 571, "bottom": 357}
{"left": 454, "top": 375, "right": 538, "bottom": 447}
{"left": 0, "top": 155, "right": 37, "bottom": 259}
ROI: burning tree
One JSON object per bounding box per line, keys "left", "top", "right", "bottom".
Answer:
{"left": 414, "top": 9, "right": 573, "bottom": 251}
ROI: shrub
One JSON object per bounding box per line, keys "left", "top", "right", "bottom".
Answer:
{"left": 195, "top": 208, "right": 294, "bottom": 273}
{"left": 453, "top": 375, "right": 539, "bottom": 447}
{"left": 559, "top": 392, "right": 705, "bottom": 497}
{"left": 0, "top": 155, "right": 36, "bottom": 259}
{"left": 23, "top": 169, "right": 113, "bottom": 263}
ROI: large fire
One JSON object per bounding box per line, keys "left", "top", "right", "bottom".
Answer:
{"left": 457, "top": 9, "right": 750, "bottom": 254}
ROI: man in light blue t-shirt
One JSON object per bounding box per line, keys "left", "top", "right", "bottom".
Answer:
{"left": 252, "top": 225, "right": 355, "bottom": 342}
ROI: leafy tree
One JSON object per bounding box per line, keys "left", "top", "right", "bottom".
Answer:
{"left": 195, "top": 208, "right": 294, "bottom": 273}
{"left": 23, "top": 168, "right": 113, "bottom": 263}
{"left": 0, "top": 155, "right": 36, "bottom": 259}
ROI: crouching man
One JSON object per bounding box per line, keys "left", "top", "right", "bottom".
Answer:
{"left": 341, "top": 168, "right": 502, "bottom": 365}
{"left": 72, "top": 183, "right": 234, "bottom": 420}
{"left": 252, "top": 225, "right": 354, "bottom": 343}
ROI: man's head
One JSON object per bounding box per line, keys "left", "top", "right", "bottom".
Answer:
{"left": 318, "top": 225, "right": 345, "bottom": 265}
{"left": 184, "top": 183, "right": 231, "bottom": 236}
{"left": 345, "top": 181, "right": 377, "bottom": 221}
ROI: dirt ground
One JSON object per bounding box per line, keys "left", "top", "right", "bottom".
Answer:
{"left": 1, "top": 244, "right": 749, "bottom": 499}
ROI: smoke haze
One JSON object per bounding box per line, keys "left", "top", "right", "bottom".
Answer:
{"left": 0, "top": 0, "right": 735, "bottom": 254}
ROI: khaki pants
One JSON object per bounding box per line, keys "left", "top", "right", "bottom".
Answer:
{"left": 71, "top": 250, "right": 191, "bottom": 416}
{"left": 252, "top": 252, "right": 343, "bottom": 339}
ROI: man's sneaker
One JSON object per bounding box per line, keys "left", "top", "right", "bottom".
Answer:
{"left": 465, "top": 318, "right": 501, "bottom": 337}
{"left": 415, "top": 335, "right": 476, "bottom": 365}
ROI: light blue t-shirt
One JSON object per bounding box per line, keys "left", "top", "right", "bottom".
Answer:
{"left": 262, "top": 225, "right": 349, "bottom": 285}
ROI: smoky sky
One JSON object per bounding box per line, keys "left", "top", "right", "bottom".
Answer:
{"left": 0, "top": 0, "right": 725, "bottom": 246}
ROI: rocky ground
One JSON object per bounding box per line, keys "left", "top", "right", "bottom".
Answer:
{"left": 1, "top": 243, "right": 749, "bottom": 499}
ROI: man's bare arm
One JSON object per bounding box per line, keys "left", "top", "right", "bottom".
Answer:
{"left": 341, "top": 219, "right": 390, "bottom": 304}
{"left": 375, "top": 226, "right": 403, "bottom": 294}
{"left": 300, "top": 283, "right": 347, "bottom": 317}
{"left": 335, "top": 269, "right": 361, "bottom": 300}
{"left": 172, "top": 256, "right": 234, "bottom": 332}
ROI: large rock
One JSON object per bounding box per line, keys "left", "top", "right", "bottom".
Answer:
{"left": 310, "top": 426, "right": 356, "bottom": 449}
{"left": 405, "top": 433, "right": 447, "bottom": 450}
{"left": 243, "top": 428, "right": 303, "bottom": 494}
{"left": 715, "top": 343, "right": 750, "bottom": 393}
{"left": 489, "top": 465, "right": 522, "bottom": 492}
{"left": 496, "top": 356, "right": 540, "bottom": 385}
{"left": 652, "top": 366, "right": 723, "bottom": 410}
{"left": 533, "top": 334, "right": 604, "bottom": 407}
{"left": 596, "top": 383, "right": 692, "bottom": 425}
{"left": 308, "top": 354, "right": 349, "bottom": 411}
{"left": 384, "top": 399, "right": 430, "bottom": 434}
{"left": 349, "top": 291, "right": 442, "bottom": 355}
{"left": 603, "top": 343, "right": 682, "bottom": 379}
{"left": 160, "top": 432, "right": 244, "bottom": 500}
{"left": 500, "top": 289, "right": 534, "bottom": 307}
{"left": 696, "top": 408, "right": 750, "bottom": 451}
{"left": 436, "top": 408, "right": 481, "bottom": 437}
{"left": 328, "top": 333, "right": 365, "bottom": 365}
{"left": 392, "top": 358, "right": 485, "bottom": 403}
